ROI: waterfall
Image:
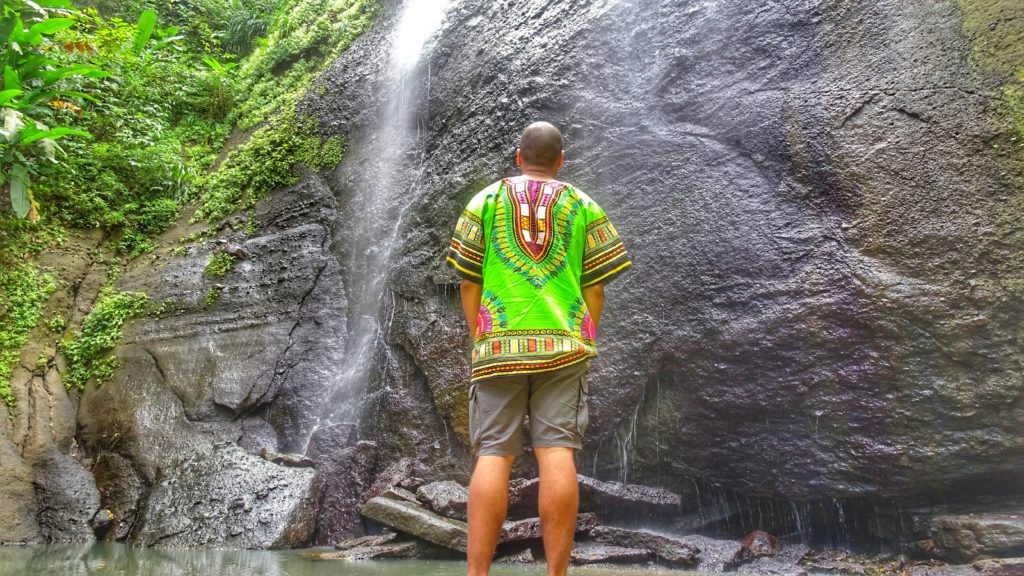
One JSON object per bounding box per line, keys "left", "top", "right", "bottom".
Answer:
{"left": 305, "top": 0, "right": 455, "bottom": 450}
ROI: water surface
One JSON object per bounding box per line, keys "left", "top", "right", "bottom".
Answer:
{"left": 0, "top": 543, "right": 706, "bottom": 576}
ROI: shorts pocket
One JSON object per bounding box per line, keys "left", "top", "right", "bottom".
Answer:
{"left": 575, "top": 373, "right": 589, "bottom": 437}
{"left": 468, "top": 384, "right": 479, "bottom": 451}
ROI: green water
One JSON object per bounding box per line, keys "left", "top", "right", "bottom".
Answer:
{"left": 0, "top": 543, "right": 698, "bottom": 576}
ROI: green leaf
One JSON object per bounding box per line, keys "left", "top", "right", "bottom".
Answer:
{"left": 32, "top": 0, "right": 74, "bottom": 7}
{"left": 9, "top": 163, "right": 30, "bottom": 218}
{"left": 0, "top": 88, "right": 22, "bottom": 104}
{"left": 26, "top": 18, "right": 74, "bottom": 39}
{"left": 0, "top": 16, "right": 17, "bottom": 45}
{"left": 21, "top": 126, "right": 90, "bottom": 145}
{"left": 39, "top": 64, "right": 109, "bottom": 83}
{"left": 132, "top": 10, "right": 156, "bottom": 54}
{"left": 3, "top": 66, "right": 20, "bottom": 91}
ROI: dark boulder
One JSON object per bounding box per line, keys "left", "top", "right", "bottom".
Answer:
{"left": 135, "top": 443, "right": 318, "bottom": 548}
{"left": 416, "top": 480, "right": 469, "bottom": 521}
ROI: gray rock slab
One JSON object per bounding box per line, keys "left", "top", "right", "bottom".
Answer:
{"left": 380, "top": 486, "right": 420, "bottom": 505}
{"left": 137, "top": 444, "right": 317, "bottom": 549}
{"left": 500, "top": 513, "right": 600, "bottom": 543}
{"left": 589, "top": 525, "right": 700, "bottom": 565}
{"left": 360, "top": 496, "right": 468, "bottom": 552}
{"left": 497, "top": 547, "right": 536, "bottom": 564}
{"left": 931, "top": 513, "right": 1024, "bottom": 561}
{"left": 912, "top": 559, "right": 1024, "bottom": 576}
{"left": 416, "top": 480, "right": 469, "bottom": 521}
{"left": 571, "top": 540, "right": 653, "bottom": 565}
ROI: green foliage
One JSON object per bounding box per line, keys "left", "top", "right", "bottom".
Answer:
{"left": 233, "top": 0, "right": 379, "bottom": 129}
{"left": 46, "top": 314, "right": 66, "bottom": 333}
{"left": 0, "top": 266, "right": 56, "bottom": 407}
{"left": 59, "top": 286, "right": 148, "bottom": 391}
{"left": 203, "top": 287, "right": 221, "bottom": 307}
{"left": 203, "top": 252, "right": 236, "bottom": 276}
{"left": 193, "top": 110, "right": 345, "bottom": 221}
{"left": 0, "top": 0, "right": 106, "bottom": 220}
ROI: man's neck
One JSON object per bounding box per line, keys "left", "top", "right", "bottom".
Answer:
{"left": 517, "top": 165, "right": 559, "bottom": 181}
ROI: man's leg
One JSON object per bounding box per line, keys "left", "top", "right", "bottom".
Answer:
{"left": 467, "top": 454, "right": 516, "bottom": 576}
{"left": 535, "top": 446, "right": 579, "bottom": 576}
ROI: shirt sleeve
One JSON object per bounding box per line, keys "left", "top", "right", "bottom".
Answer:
{"left": 446, "top": 190, "right": 489, "bottom": 282}
{"left": 581, "top": 200, "right": 632, "bottom": 287}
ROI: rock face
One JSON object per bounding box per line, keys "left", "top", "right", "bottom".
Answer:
{"left": 299, "top": 0, "right": 1024, "bottom": 524}
{"left": 135, "top": 443, "right": 317, "bottom": 548}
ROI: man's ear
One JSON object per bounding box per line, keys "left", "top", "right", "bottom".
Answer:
{"left": 515, "top": 148, "right": 523, "bottom": 167}
{"left": 556, "top": 150, "right": 565, "bottom": 170}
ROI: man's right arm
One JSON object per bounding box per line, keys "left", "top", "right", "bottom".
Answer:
{"left": 582, "top": 283, "right": 605, "bottom": 332}
{"left": 460, "top": 279, "right": 483, "bottom": 339}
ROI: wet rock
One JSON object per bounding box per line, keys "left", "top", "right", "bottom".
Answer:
{"left": 90, "top": 509, "right": 114, "bottom": 540}
{"left": 310, "top": 536, "right": 460, "bottom": 560}
{"left": 0, "top": 439, "right": 42, "bottom": 544}
{"left": 380, "top": 486, "right": 420, "bottom": 505}
{"left": 260, "top": 448, "right": 314, "bottom": 468}
{"left": 366, "top": 457, "right": 428, "bottom": 500}
{"left": 310, "top": 440, "right": 377, "bottom": 546}
{"left": 683, "top": 534, "right": 746, "bottom": 572}
{"left": 588, "top": 525, "right": 700, "bottom": 565}
{"left": 578, "top": 475, "right": 682, "bottom": 522}
{"left": 497, "top": 547, "right": 536, "bottom": 564}
{"left": 416, "top": 480, "right": 469, "bottom": 521}
{"left": 335, "top": 529, "right": 397, "bottom": 550}
{"left": 911, "top": 559, "right": 1024, "bottom": 576}
{"left": 973, "top": 558, "right": 1024, "bottom": 576}
{"left": 32, "top": 450, "right": 102, "bottom": 542}
{"left": 801, "top": 550, "right": 884, "bottom": 574}
{"left": 742, "top": 530, "right": 782, "bottom": 558}
{"left": 507, "top": 477, "right": 540, "bottom": 518}
{"left": 739, "top": 543, "right": 811, "bottom": 576}
{"left": 500, "top": 513, "right": 600, "bottom": 543}
{"left": 930, "top": 513, "right": 1024, "bottom": 561}
{"left": 360, "top": 496, "right": 468, "bottom": 552}
{"left": 136, "top": 443, "right": 317, "bottom": 548}
{"left": 91, "top": 452, "right": 145, "bottom": 540}
{"left": 571, "top": 540, "right": 652, "bottom": 565}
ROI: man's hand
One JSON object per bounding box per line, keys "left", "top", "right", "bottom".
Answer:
{"left": 460, "top": 279, "right": 483, "bottom": 339}
{"left": 582, "top": 283, "right": 605, "bottom": 332}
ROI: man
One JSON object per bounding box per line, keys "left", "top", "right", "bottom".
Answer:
{"left": 446, "top": 122, "right": 632, "bottom": 576}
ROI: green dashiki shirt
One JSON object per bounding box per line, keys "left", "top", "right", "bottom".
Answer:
{"left": 447, "top": 176, "right": 632, "bottom": 382}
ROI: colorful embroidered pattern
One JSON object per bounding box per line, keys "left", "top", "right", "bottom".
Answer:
{"left": 447, "top": 208, "right": 485, "bottom": 280}
{"left": 568, "top": 297, "right": 597, "bottom": 340}
{"left": 492, "top": 178, "right": 582, "bottom": 289}
{"left": 471, "top": 329, "right": 595, "bottom": 378}
{"left": 447, "top": 177, "right": 632, "bottom": 382}
{"left": 477, "top": 290, "right": 508, "bottom": 337}
{"left": 581, "top": 215, "right": 631, "bottom": 287}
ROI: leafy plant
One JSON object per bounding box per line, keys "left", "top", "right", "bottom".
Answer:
{"left": 0, "top": 0, "right": 107, "bottom": 219}
{"left": 0, "top": 266, "right": 56, "bottom": 407}
{"left": 203, "top": 252, "right": 236, "bottom": 276}
{"left": 59, "top": 286, "right": 148, "bottom": 391}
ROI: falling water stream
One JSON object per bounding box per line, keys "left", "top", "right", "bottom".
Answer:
{"left": 304, "top": 0, "right": 455, "bottom": 449}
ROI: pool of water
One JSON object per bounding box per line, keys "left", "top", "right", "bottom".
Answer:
{"left": 0, "top": 543, "right": 706, "bottom": 576}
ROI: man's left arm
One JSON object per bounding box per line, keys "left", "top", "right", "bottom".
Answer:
{"left": 459, "top": 279, "right": 483, "bottom": 339}
{"left": 582, "top": 283, "right": 604, "bottom": 332}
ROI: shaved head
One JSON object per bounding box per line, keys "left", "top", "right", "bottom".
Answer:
{"left": 518, "top": 122, "right": 564, "bottom": 168}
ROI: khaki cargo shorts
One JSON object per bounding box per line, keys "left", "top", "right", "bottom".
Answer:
{"left": 467, "top": 360, "right": 591, "bottom": 457}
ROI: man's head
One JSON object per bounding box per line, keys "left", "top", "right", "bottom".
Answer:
{"left": 516, "top": 121, "right": 564, "bottom": 174}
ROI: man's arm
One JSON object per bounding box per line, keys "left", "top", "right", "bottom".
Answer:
{"left": 460, "top": 279, "right": 483, "bottom": 339}
{"left": 582, "top": 283, "right": 605, "bottom": 332}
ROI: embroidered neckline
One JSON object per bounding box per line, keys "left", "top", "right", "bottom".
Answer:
{"left": 502, "top": 177, "right": 565, "bottom": 263}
